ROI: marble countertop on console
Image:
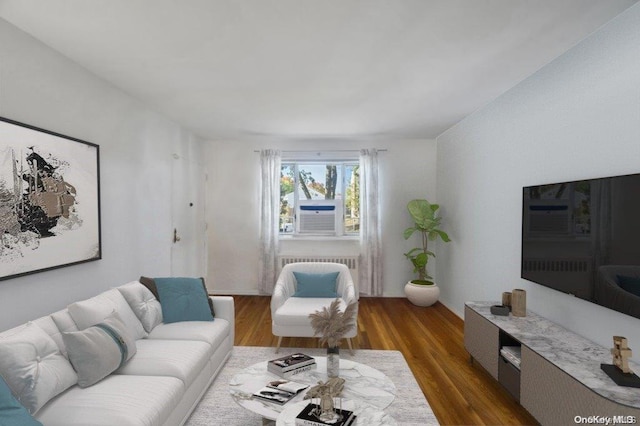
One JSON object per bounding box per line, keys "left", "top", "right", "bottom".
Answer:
{"left": 466, "top": 301, "right": 640, "bottom": 409}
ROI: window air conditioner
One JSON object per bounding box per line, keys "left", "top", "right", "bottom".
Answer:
{"left": 297, "top": 200, "right": 337, "bottom": 234}
{"left": 525, "top": 200, "right": 571, "bottom": 235}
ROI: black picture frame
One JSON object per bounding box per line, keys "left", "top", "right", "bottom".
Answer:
{"left": 0, "top": 116, "right": 101, "bottom": 280}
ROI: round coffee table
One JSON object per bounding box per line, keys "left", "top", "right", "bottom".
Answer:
{"left": 276, "top": 398, "right": 397, "bottom": 426}
{"left": 229, "top": 356, "right": 396, "bottom": 421}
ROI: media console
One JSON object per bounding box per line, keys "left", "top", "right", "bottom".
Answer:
{"left": 465, "top": 302, "right": 640, "bottom": 425}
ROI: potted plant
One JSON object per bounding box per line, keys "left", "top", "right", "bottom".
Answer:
{"left": 403, "top": 199, "right": 451, "bottom": 306}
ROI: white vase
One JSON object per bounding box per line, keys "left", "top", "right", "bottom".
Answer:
{"left": 404, "top": 282, "right": 440, "bottom": 306}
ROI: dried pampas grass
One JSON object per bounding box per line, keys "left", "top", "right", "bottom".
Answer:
{"left": 309, "top": 299, "right": 358, "bottom": 348}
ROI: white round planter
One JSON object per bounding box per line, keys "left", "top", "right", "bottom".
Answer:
{"left": 404, "top": 282, "right": 440, "bottom": 307}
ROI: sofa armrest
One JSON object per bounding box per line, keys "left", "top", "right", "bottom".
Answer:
{"left": 211, "top": 296, "right": 235, "bottom": 345}
{"left": 211, "top": 296, "right": 234, "bottom": 323}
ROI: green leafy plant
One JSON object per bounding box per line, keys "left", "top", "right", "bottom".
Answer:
{"left": 403, "top": 199, "right": 451, "bottom": 285}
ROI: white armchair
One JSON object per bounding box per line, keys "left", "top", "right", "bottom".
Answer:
{"left": 271, "top": 262, "right": 358, "bottom": 353}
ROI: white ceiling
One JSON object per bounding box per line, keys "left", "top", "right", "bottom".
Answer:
{"left": 0, "top": 0, "right": 637, "bottom": 141}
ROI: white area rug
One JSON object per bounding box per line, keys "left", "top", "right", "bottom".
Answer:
{"left": 186, "top": 346, "right": 438, "bottom": 426}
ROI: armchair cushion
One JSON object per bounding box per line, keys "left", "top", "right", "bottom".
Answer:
{"left": 292, "top": 272, "right": 339, "bottom": 298}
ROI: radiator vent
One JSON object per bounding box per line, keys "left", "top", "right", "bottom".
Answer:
{"left": 278, "top": 255, "right": 358, "bottom": 271}
{"left": 522, "top": 258, "right": 591, "bottom": 273}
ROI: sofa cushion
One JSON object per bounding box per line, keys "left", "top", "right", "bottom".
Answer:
{"left": 0, "top": 375, "right": 43, "bottom": 426}
{"left": 0, "top": 323, "right": 77, "bottom": 414}
{"left": 115, "top": 339, "right": 210, "bottom": 388}
{"left": 292, "top": 271, "right": 339, "bottom": 297}
{"left": 139, "top": 275, "right": 161, "bottom": 299}
{"left": 34, "top": 374, "right": 184, "bottom": 426}
{"left": 117, "top": 281, "right": 163, "bottom": 332}
{"left": 62, "top": 312, "right": 137, "bottom": 388}
{"left": 147, "top": 319, "right": 230, "bottom": 353}
{"left": 68, "top": 288, "right": 147, "bottom": 340}
{"left": 141, "top": 275, "right": 215, "bottom": 317}
{"left": 155, "top": 278, "right": 214, "bottom": 323}
{"left": 273, "top": 297, "right": 348, "bottom": 327}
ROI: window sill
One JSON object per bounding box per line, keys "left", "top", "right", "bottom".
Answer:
{"left": 279, "top": 234, "right": 359, "bottom": 241}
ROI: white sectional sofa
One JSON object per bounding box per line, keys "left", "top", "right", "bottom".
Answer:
{"left": 0, "top": 281, "right": 234, "bottom": 426}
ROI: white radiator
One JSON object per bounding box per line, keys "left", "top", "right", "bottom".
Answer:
{"left": 278, "top": 255, "right": 359, "bottom": 295}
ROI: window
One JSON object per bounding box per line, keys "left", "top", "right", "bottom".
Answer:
{"left": 280, "top": 161, "right": 359, "bottom": 236}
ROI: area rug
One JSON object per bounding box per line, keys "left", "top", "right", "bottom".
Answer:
{"left": 186, "top": 346, "right": 439, "bottom": 425}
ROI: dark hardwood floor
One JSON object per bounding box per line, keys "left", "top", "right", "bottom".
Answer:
{"left": 233, "top": 295, "right": 538, "bottom": 425}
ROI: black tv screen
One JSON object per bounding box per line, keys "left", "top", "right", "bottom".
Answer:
{"left": 521, "top": 172, "right": 640, "bottom": 320}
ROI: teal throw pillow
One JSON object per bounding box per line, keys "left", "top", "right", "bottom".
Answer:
{"left": 140, "top": 276, "right": 215, "bottom": 317}
{"left": 292, "top": 272, "right": 340, "bottom": 298}
{"left": 617, "top": 275, "right": 640, "bottom": 297}
{"left": 0, "top": 375, "right": 42, "bottom": 426}
{"left": 155, "top": 277, "right": 214, "bottom": 323}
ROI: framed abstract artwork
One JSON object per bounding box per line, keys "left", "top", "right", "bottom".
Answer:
{"left": 0, "top": 116, "right": 101, "bottom": 280}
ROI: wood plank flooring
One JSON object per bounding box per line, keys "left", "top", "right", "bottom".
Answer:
{"left": 234, "top": 295, "right": 538, "bottom": 425}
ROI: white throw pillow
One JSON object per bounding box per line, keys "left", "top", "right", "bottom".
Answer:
{"left": 0, "top": 322, "right": 78, "bottom": 414}
{"left": 68, "top": 288, "right": 147, "bottom": 339}
{"left": 62, "top": 311, "right": 137, "bottom": 388}
{"left": 117, "top": 281, "right": 163, "bottom": 332}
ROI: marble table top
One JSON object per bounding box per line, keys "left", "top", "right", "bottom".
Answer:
{"left": 229, "top": 355, "right": 397, "bottom": 421}
{"left": 276, "top": 398, "right": 396, "bottom": 426}
{"left": 466, "top": 301, "right": 640, "bottom": 409}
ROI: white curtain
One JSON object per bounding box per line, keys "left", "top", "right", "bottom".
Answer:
{"left": 359, "top": 149, "right": 383, "bottom": 296}
{"left": 258, "top": 149, "right": 281, "bottom": 294}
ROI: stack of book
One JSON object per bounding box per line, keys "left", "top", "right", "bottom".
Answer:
{"left": 295, "top": 403, "right": 356, "bottom": 426}
{"left": 267, "top": 353, "right": 316, "bottom": 378}
{"left": 500, "top": 346, "right": 522, "bottom": 369}
{"left": 252, "top": 379, "right": 309, "bottom": 405}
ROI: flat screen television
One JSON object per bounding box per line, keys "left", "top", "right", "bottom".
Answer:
{"left": 521, "top": 172, "right": 640, "bottom": 320}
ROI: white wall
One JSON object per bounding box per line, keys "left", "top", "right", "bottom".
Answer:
{"left": 436, "top": 3, "right": 640, "bottom": 351}
{"left": 0, "top": 19, "right": 203, "bottom": 330}
{"left": 205, "top": 138, "right": 437, "bottom": 296}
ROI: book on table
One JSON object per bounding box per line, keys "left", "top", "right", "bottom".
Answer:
{"left": 271, "top": 362, "right": 316, "bottom": 379}
{"left": 268, "top": 353, "right": 316, "bottom": 377}
{"left": 268, "top": 353, "right": 315, "bottom": 371}
{"left": 295, "top": 403, "right": 356, "bottom": 426}
{"left": 252, "top": 379, "right": 310, "bottom": 405}
{"left": 267, "top": 379, "right": 310, "bottom": 394}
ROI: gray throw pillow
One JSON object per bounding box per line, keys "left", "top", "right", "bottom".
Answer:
{"left": 62, "top": 311, "right": 137, "bottom": 388}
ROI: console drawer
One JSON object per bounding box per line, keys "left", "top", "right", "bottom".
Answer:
{"left": 498, "top": 356, "right": 521, "bottom": 402}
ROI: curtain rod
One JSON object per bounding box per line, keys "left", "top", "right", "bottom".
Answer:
{"left": 253, "top": 149, "right": 387, "bottom": 153}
